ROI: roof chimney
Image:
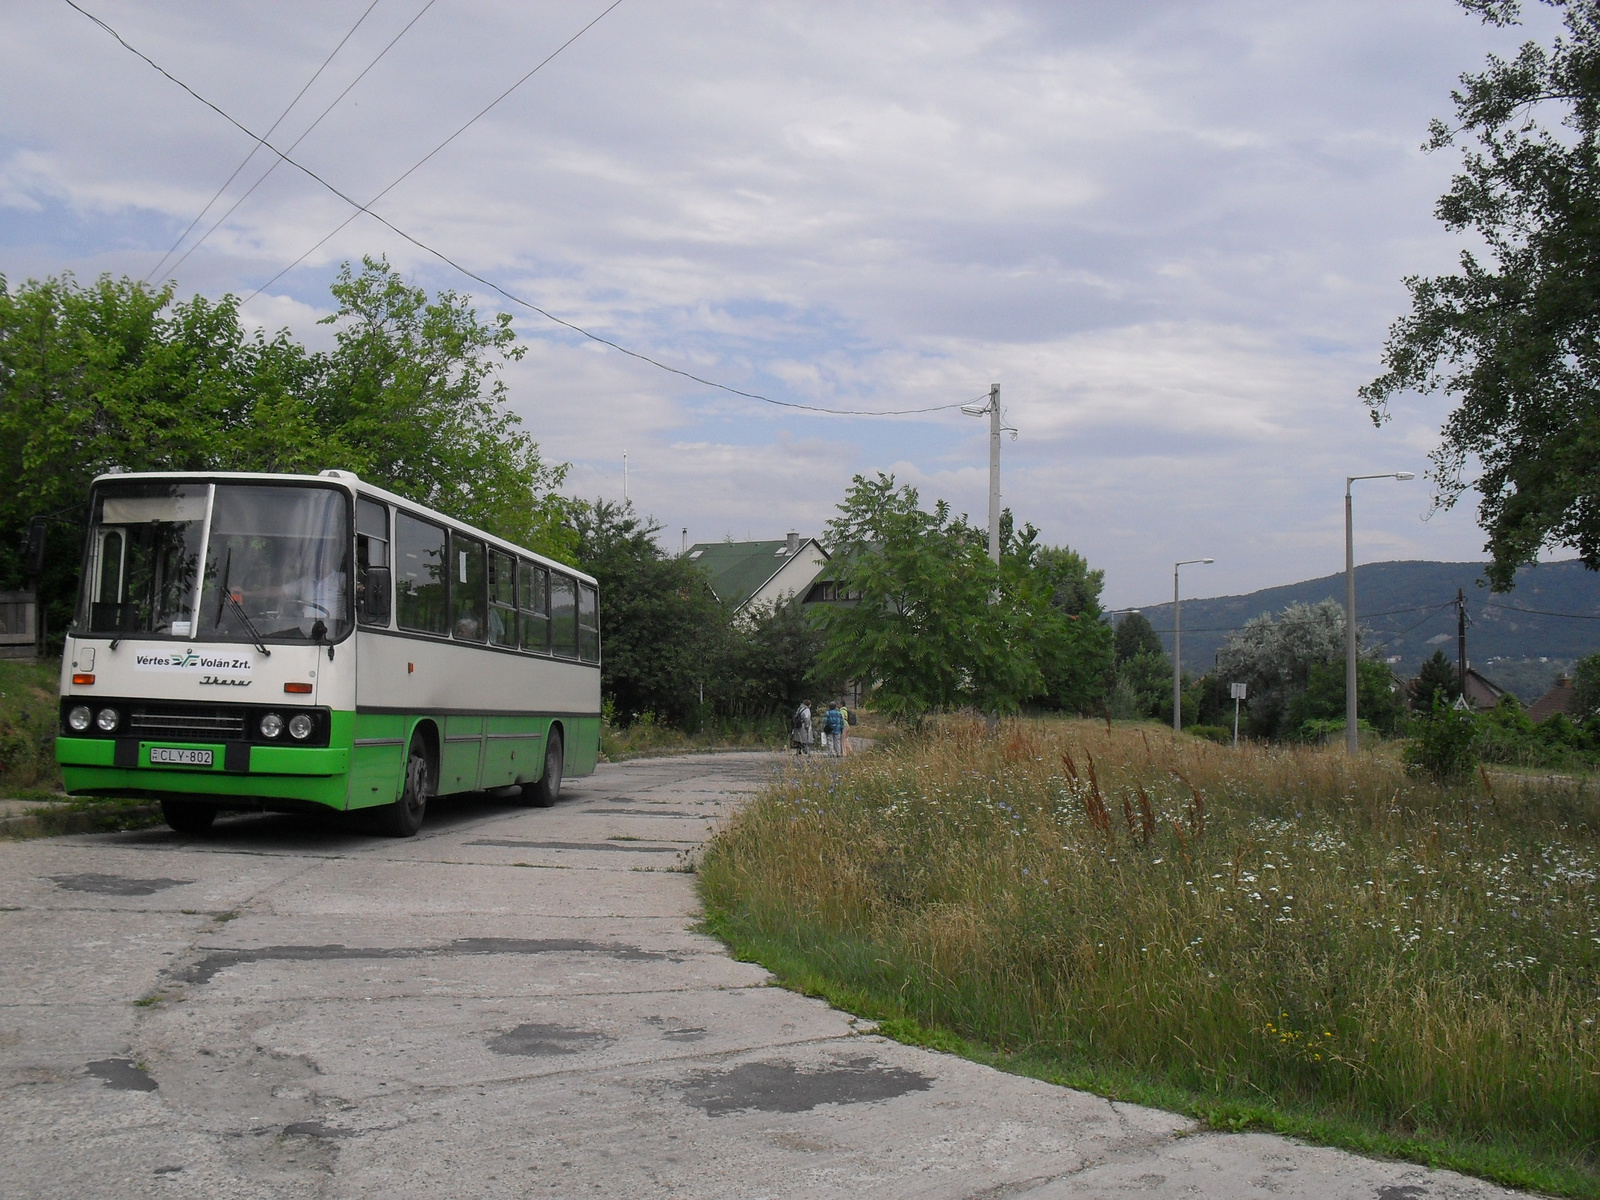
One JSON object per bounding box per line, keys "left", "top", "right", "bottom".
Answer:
{"left": 787, "top": 531, "right": 799, "bottom": 556}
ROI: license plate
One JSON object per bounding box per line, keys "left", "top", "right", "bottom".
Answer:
{"left": 150, "top": 746, "right": 213, "bottom": 767}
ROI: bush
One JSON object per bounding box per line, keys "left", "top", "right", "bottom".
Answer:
{"left": 1187, "top": 724, "right": 1233, "bottom": 744}
{"left": 1403, "top": 696, "right": 1480, "bottom": 783}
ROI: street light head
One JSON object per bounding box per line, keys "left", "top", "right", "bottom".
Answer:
{"left": 960, "top": 403, "right": 988, "bottom": 416}
{"left": 1396, "top": 471, "right": 1416, "bottom": 480}
{"left": 1201, "top": 558, "right": 1214, "bottom": 564}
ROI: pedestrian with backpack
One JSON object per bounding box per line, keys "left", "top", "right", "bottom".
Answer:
{"left": 840, "top": 700, "right": 856, "bottom": 755}
{"left": 822, "top": 701, "right": 844, "bottom": 756}
{"left": 791, "top": 699, "right": 813, "bottom": 755}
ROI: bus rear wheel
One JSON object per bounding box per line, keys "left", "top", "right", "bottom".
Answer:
{"left": 379, "top": 738, "right": 432, "bottom": 837}
{"left": 161, "top": 799, "right": 216, "bottom": 834}
{"left": 527, "top": 730, "right": 563, "bottom": 808}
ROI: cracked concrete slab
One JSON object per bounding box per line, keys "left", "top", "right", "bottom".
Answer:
{"left": 0, "top": 751, "right": 1544, "bottom": 1198}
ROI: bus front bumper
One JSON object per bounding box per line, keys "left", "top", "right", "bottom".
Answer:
{"left": 57, "top": 737, "right": 350, "bottom": 807}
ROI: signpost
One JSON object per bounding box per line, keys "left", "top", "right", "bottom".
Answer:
{"left": 1230, "top": 681, "right": 1248, "bottom": 748}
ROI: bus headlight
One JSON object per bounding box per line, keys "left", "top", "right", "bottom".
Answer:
{"left": 67, "top": 705, "right": 91, "bottom": 732}
{"left": 95, "top": 707, "right": 120, "bottom": 733}
{"left": 287, "top": 713, "right": 313, "bottom": 740}
{"left": 259, "top": 712, "right": 284, "bottom": 739}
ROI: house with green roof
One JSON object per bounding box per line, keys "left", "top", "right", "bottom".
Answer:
{"left": 686, "top": 532, "right": 830, "bottom": 616}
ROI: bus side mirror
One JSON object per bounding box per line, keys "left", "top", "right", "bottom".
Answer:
{"left": 361, "top": 567, "right": 391, "bottom": 624}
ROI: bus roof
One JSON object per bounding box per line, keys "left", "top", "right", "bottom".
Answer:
{"left": 88, "top": 469, "right": 596, "bottom": 586}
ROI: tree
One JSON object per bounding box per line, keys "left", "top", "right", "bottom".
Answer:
{"left": 817, "top": 474, "right": 1040, "bottom": 719}
{"left": 719, "top": 599, "right": 835, "bottom": 720}
{"left": 1000, "top": 520, "right": 1115, "bottom": 713}
{"left": 1287, "top": 659, "right": 1406, "bottom": 737}
{"left": 572, "top": 499, "right": 727, "bottom": 726}
{"left": 1361, "top": 0, "right": 1600, "bottom": 590}
{"left": 0, "top": 261, "right": 574, "bottom": 648}
{"left": 1571, "top": 650, "right": 1600, "bottom": 721}
{"left": 1114, "top": 611, "right": 1164, "bottom": 664}
{"left": 1410, "top": 649, "right": 1462, "bottom": 712}
{"left": 1212, "top": 601, "right": 1347, "bottom": 740}
{"left": 313, "top": 257, "right": 573, "bottom": 559}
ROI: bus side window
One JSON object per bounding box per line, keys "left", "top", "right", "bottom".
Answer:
{"left": 550, "top": 573, "right": 578, "bottom": 659}
{"left": 356, "top": 498, "right": 390, "bottom": 626}
{"left": 578, "top": 583, "right": 599, "bottom": 663}
{"left": 518, "top": 560, "right": 549, "bottom": 653}
{"left": 488, "top": 549, "right": 516, "bottom": 648}
{"left": 451, "top": 533, "right": 486, "bottom": 642}
{"left": 395, "top": 512, "right": 447, "bottom": 635}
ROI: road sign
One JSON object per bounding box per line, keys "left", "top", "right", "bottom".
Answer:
{"left": 1230, "top": 682, "right": 1248, "bottom": 700}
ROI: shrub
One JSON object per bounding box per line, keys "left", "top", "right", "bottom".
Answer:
{"left": 1187, "top": 724, "right": 1233, "bottom": 744}
{"left": 1403, "top": 696, "right": 1480, "bottom": 783}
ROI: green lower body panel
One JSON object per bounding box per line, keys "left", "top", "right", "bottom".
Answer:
{"left": 559, "top": 716, "right": 601, "bottom": 776}
{"left": 57, "top": 710, "right": 357, "bottom": 810}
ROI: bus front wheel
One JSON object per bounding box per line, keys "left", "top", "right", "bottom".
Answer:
{"left": 527, "top": 730, "right": 563, "bottom": 808}
{"left": 161, "top": 799, "right": 216, "bottom": 834}
{"left": 380, "top": 738, "right": 432, "bottom": 837}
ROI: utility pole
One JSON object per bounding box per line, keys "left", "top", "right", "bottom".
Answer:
{"left": 1457, "top": 587, "right": 1467, "bottom": 702}
{"left": 961, "top": 384, "right": 1010, "bottom": 565}
{"left": 987, "top": 383, "right": 1001, "bottom": 564}
{"left": 623, "top": 449, "right": 628, "bottom": 504}
{"left": 1344, "top": 471, "right": 1413, "bottom": 753}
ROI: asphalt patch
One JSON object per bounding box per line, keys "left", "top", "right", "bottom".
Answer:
{"left": 171, "top": 936, "right": 667, "bottom": 985}
{"left": 680, "top": 1055, "right": 933, "bottom": 1117}
{"left": 52, "top": 872, "right": 194, "bottom": 897}
{"left": 467, "top": 838, "right": 680, "bottom": 853}
{"left": 1376, "top": 1189, "right": 1428, "bottom": 1200}
{"left": 581, "top": 809, "right": 705, "bottom": 818}
{"left": 282, "top": 1120, "right": 353, "bottom": 1139}
{"left": 86, "top": 1058, "right": 157, "bottom": 1091}
{"left": 489, "top": 1022, "right": 611, "bottom": 1057}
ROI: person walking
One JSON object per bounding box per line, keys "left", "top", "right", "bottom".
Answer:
{"left": 822, "top": 701, "right": 844, "bottom": 757}
{"left": 791, "top": 699, "right": 813, "bottom": 755}
{"left": 839, "top": 700, "right": 854, "bottom": 755}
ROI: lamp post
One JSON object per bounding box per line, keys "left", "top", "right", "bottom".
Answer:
{"left": 1344, "top": 472, "right": 1414, "bottom": 755}
{"left": 1173, "top": 558, "right": 1213, "bottom": 733}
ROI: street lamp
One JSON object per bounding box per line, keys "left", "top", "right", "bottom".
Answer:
{"left": 1345, "top": 471, "right": 1414, "bottom": 755}
{"left": 1173, "top": 558, "right": 1213, "bottom": 733}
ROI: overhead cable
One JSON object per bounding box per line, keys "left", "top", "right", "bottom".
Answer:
{"left": 162, "top": 0, "right": 441, "bottom": 283}
{"left": 142, "top": 0, "right": 385, "bottom": 284}
{"left": 63, "top": 0, "right": 981, "bottom": 419}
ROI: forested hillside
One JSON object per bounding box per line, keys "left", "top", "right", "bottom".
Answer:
{"left": 1139, "top": 560, "right": 1600, "bottom": 697}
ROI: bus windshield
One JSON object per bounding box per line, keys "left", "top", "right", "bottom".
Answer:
{"left": 80, "top": 481, "right": 351, "bottom": 642}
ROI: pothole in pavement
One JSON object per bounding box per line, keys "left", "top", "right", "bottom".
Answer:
{"left": 679, "top": 1055, "right": 933, "bottom": 1116}
{"left": 85, "top": 1058, "right": 158, "bottom": 1091}
{"left": 169, "top": 937, "right": 671, "bottom": 985}
{"left": 488, "top": 1023, "right": 612, "bottom": 1057}
{"left": 52, "top": 873, "right": 194, "bottom": 897}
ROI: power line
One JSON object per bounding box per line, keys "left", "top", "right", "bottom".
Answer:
{"left": 142, "top": 0, "right": 384, "bottom": 284}
{"left": 162, "top": 0, "right": 440, "bottom": 283}
{"left": 245, "top": 0, "right": 625, "bottom": 303}
{"left": 1484, "top": 601, "right": 1600, "bottom": 620}
{"left": 67, "top": 0, "right": 977, "bottom": 419}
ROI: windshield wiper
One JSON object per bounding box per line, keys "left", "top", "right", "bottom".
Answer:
{"left": 217, "top": 549, "right": 271, "bottom": 657}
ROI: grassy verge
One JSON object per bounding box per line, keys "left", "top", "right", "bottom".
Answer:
{"left": 600, "top": 713, "right": 786, "bottom": 761}
{"left": 699, "top": 717, "right": 1600, "bottom": 1197}
{"left": 0, "top": 657, "right": 62, "bottom": 796}
{"left": 1, "top": 796, "right": 165, "bottom": 838}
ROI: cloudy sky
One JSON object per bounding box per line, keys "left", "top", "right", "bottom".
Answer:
{"left": 0, "top": 0, "right": 1567, "bottom": 606}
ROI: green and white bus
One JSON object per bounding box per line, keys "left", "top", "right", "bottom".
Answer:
{"left": 55, "top": 470, "right": 601, "bottom": 837}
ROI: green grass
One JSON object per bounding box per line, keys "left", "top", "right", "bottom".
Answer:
{"left": 600, "top": 712, "right": 785, "bottom": 761}
{"left": 0, "top": 657, "right": 62, "bottom": 796}
{"left": 699, "top": 716, "right": 1600, "bottom": 1196}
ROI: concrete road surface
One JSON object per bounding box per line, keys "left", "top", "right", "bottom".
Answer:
{"left": 0, "top": 753, "right": 1534, "bottom": 1199}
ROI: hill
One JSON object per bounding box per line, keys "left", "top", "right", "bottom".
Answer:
{"left": 1134, "top": 559, "right": 1600, "bottom": 700}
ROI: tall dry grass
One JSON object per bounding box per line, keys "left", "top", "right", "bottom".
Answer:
{"left": 700, "top": 717, "right": 1600, "bottom": 1180}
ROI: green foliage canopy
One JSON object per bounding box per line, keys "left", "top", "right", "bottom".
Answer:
{"left": 817, "top": 474, "right": 1111, "bottom": 719}
{"left": 1362, "top": 0, "right": 1600, "bottom": 589}
{"left": 1114, "top": 611, "right": 1164, "bottom": 664}
{"left": 0, "top": 259, "right": 571, "bottom": 643}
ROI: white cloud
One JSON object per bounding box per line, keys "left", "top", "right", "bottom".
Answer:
{"left": 0, "top": 0, "right": 1565, "bottom": 606}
